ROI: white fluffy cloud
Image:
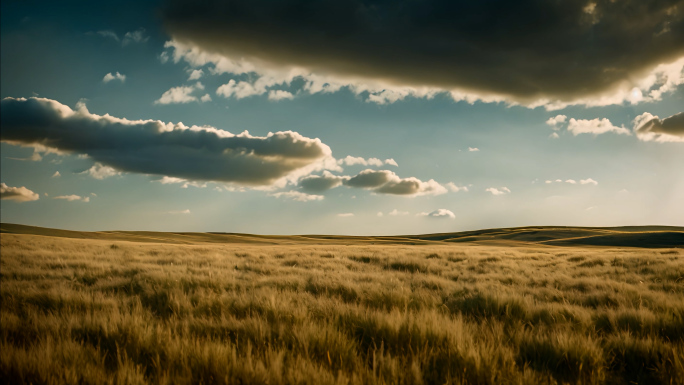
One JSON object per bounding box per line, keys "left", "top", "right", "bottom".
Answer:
{"left": 52, "top": 171, "right": 61, "bottom": 178}
{"left": 388, "top": 209, "right": 409, "bottom": 216}
{"left": 268, "top": 90, "right": 295, "bottom": 101}
{"left": 545, "top": 115, "right": 567, "bottom": 128}
{"left": 546, "top": 115, "right": 630, "bottom": 136}
{"left": 580, "top": 178, "right": 598, "bottom": 185}
{"left": 188, "top": 69, "right": 204, "bottom": 81}
{"left": 0, "top": 183, "right": 39, "bottom": 202}
{"left": 419, "top": 209, "right": 455, "bottom": 219}
{"left": 468, "top": 147, "right": 479, "bottom": 152}
{"left": 82, "top": 163, "right": 120, "bottom": 180}
{"left": 566, "top": 118, "right": 630, "bottom": 136}
{"left": 103, "top": 72, "right": 126, "bottom": 83}
{"left": 486, "top": 187, "right": 511, "bottom": 196}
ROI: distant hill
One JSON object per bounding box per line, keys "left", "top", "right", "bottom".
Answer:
{"left": 1, "top": 223, "right": 683, "bottom": 248}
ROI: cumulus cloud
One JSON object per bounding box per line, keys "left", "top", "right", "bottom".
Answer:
{"left": 337, "top": 213, "right": 354, "bottom": 217}
{"left": 298, "top": 171, "right": 348, "bottom": 193}
{"left": 547, "top": 115, "right": 631, "bottom": 136}
{"left": 103, "top": 72, "right": 126, "bottom": 83}
{"left": 566, "top": 118, "right": 631, "bottom": 136}
{"left": 162, "top": 1, "right": 684, "bottom": 108}
{"left": 82, "top": 163, "right": 120, "bottom": 180}
{"left": 155, "top": 83, "right": 206, "bottom": 104}
{"left": 338, "top": 156, "right": 398, "bottom": 167}
{"left": 344, "top": 169, "right": 447, "bottom": 196}
{"left": 633, "top": 112, "right": 684, "bottom": 143}
{"left": 580, "top": 178, "right": 599, "bottom": 185}
{"left": 0, "top": 183, "right": 39, "bottom": 202}
{"left": 270, "top": 190, "right": 324, "bottom": 202}
{"left": 486, "top": 187, "right": 511, "bottom": 196}
{"left": 188, "top": 69, "right": 204, "bottom": 80}
{"left": 52, "top": 171, "right": 61, "bottom": 178}
{"left": 268, "top": 90, "right": 294, "bottom": 101}
{"left": 418, "top": 209, "right": 455, "bottom": 219}
{"left": 297, "top": 169, "right": 447, "bottom": 196}
{"left": 468, "top": 147, "right": 479, "bottom": 152}
{"left": 0, "top": 97, "right": 335, "bottom": 187}
{"left": 54, "top": 194, "right": 89, "bottom": 202}
{"left": 388, "top": 209, "right": 409, "bottom": 216}
{"left": 546, "top": 115, "right": 567, "bottom": 128}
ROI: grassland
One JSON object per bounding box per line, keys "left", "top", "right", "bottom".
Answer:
{"left": 1, "top": 225, "right": 683, "bottom": 384}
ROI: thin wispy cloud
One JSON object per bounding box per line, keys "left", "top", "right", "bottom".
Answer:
{"left": 486, "top": 187, "right": 511, "bottom": 196}
{"left": 270, "top": 191, "right": 324, "bottom": 202}
{"left": 54, "top": 194, "right": 89, "bottom": 202}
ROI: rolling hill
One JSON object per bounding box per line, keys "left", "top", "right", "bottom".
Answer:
{"left": 1, "top": 223, "right": 682, "bottom": 248}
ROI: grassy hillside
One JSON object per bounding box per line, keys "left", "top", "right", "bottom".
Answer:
{"left": 1, "top": 228, "right": 683, "bottom": 384}
{"left": 2, "top": 223, "right": 683, "bottom": 247}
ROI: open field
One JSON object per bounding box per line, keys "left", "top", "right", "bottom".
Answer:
{"left": 1, "top": 224, "right": 683, "bottom": 384}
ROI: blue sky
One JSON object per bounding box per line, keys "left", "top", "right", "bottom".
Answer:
{"left": 1, "top": 0, "right": 683, "bottom": 234}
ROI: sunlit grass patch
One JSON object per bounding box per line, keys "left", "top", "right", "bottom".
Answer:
{"left": 1, "top": 234, "right": 682, "bottom": 384}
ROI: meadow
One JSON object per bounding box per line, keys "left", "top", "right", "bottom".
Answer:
{"left": 1, "top": 229, "right": 683, "bottom": 384}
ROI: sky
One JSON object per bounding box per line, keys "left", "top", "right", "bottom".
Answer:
{"left": 1, "top": 0, "right": 683, "bottom": 235}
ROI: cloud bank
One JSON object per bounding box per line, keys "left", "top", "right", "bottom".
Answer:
{"left": 633, "top": 112, "right": 684, "bottom": 143}
{"left": 162, "top": 0, "right": 684, "bottom": 108}
{"left": 0, "top": 97, "right": 335, "bottom": 187}
{"left": 0, "top": 183, "right": 39, "bottom": 202}
{"left": 548, "top": 111, "right": 684, "bottom": 143}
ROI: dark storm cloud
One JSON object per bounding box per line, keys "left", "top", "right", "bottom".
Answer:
{"left": 0, "top": 97, "right": 333, "bottom": 185}
{"left": 634, "top": 111, "right": 684, "bottom": 142}
{"left": 162, "top": 0, "right": 684, "bottom": 103}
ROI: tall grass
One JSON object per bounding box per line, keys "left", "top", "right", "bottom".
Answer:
{"left": 1, "top": 234, "right": 682, "bottom": 384}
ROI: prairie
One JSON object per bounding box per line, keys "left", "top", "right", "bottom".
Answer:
{"left": 1, "top": 224, "right": 683, "bottom": 384}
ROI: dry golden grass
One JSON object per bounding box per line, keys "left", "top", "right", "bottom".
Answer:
{"left": 1, "top": 232, "right": 683, "bottom": 384}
